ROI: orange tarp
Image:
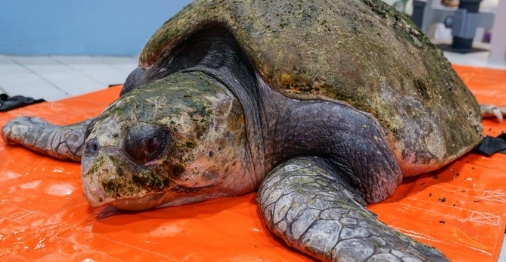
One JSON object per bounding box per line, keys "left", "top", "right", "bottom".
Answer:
{"left": 1, "top": 65, "right": 506, "bottom": 261}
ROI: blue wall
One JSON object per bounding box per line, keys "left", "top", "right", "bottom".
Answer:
{"left": 0, "top": 0, "right": 193, "bottom": 56}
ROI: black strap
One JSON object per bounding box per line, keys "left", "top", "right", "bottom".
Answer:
{"left": 473, "top": 133, "right": 506, "bottom": 156}
{"left": 0, "top": 94, "right": 45, "bottom": 112}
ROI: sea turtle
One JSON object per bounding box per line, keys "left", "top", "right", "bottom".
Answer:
{"left": 2, "top": 0, "right": 504, "bottom": 261}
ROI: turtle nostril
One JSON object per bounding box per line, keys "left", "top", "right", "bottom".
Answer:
{"left": 85, "top": 138, "right": 100, "bottom": 155}
{"left": 125, "top": 124, "right": 169, "bottom": 163}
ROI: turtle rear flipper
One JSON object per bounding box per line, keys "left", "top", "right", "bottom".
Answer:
{"left": 2, "top": 116, "right": 95, "bottom": 161}
{"left": 257, "top": 156, "right": 449, "bottom": 262}
{"left": 481, "top": 104, "right": 506, "bottom": 123}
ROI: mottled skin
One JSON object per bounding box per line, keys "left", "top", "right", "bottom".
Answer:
{"left": 81, "top": 72, "right": 258, "bottom": 210}
{"left": 1, "top": 0, "right": 499, "bottom": 261}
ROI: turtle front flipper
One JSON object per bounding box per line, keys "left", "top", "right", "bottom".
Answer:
{"left": 2, "top": 116, "right": 95, "bottom": 161}
{"left": 257, "top": 156, "right": 449, "bottom": 262}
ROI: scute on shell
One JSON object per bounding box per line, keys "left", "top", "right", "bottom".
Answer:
{"left": 139, "top": 0, "right": 482, "bottom": 176}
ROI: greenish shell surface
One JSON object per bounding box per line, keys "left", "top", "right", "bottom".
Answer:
{"left": 139, "top": 0, "right": 482, "bottom": 175}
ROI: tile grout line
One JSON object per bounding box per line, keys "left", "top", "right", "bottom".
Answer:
{"left": 94, "top": 56, "right": 138, "bottom": 73}
{"left": 49, "top": 56, "right": 110, "bottom": 86}
{"left": 7, "top": 56, "right": 71, "bottom": 96}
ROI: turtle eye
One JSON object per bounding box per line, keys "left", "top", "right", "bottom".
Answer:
{"left": 84, "top": 118, "right": 98, "bottom": 139}
{"left": 125, "top": 124, "right": 169, "bottom": 163}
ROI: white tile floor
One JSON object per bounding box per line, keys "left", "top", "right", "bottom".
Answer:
{"left": 0, "top": 55, "right": 137, "bottom": 101}
{"left": 444, "top": 50, "right": 506, "bottom": 70}
{"left": 1, "top": 50, "right": 506, "bottom": 261}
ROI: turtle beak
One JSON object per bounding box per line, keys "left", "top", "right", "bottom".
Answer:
{"left": 82, "top": 173, "right": 165, "bottom": 211}
{"left": 109, "top": 194, "right": 165, "bottom": 211}
{"left": 81, "top": 176, "right": 109, "bottom": 208}
{"left": 80, "top": 140, "right": 168, "bottom": 211}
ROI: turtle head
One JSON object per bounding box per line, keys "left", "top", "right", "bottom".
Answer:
{"left": 81, "top": 72, "right": 256, "bottom": 211}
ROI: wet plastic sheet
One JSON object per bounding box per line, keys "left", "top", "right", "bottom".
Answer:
{"left": 1, "top": 65, "right": 506, "bottom": 261}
